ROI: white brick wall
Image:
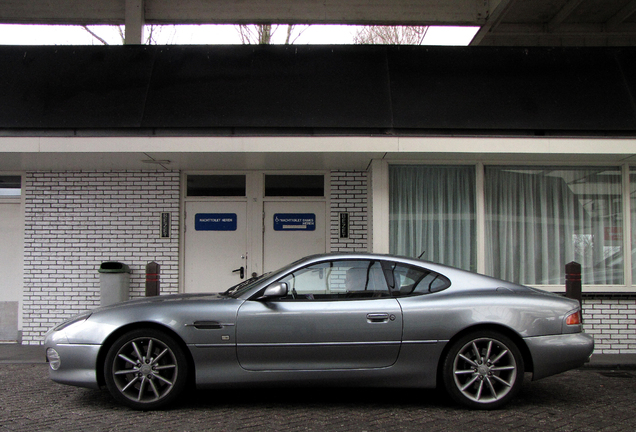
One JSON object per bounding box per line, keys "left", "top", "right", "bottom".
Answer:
{"left": 19, "top": 168, "right": 636, "bottom": 355}
{"left": 22, "top": 171, "right": 180, "bottom": 344}
{"left": 583, "top": 297, "right": 636, "bottom": 355}
{"left": 330, "top": 171, "right": 368, "bottom": 252}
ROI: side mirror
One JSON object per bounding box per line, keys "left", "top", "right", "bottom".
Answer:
{"left": 258, "top": 282, "right": 288, "bottom": 300}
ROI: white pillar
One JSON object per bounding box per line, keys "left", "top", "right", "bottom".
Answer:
{"left": 125, "top": 0, "right": 145, "bottom": 45}
{"left": 370, "top": 159, "right": 390, "bottom": 254}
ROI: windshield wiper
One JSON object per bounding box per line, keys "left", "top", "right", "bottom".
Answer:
{"left": 223, "top": 272, "right": 270, "bottom": 297}
{"left": 223, "top": 279, "right": 255, "bottom": 297}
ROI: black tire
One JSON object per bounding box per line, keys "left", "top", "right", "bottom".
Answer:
{"left": 104, "top": 328, "right": 188, "bottom": 410}
{"left": 442, "top": 331, "right": 524, "bottom": 410}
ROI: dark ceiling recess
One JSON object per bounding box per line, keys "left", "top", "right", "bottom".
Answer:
{"left": 0, "top": 45, "right": 635, "bottom": 136}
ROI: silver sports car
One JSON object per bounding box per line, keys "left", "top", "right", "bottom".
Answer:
{"left": 44, "top": 253, "right": 594, "bottom": 410}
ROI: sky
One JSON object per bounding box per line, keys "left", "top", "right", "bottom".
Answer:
{"left": 0, "top": 24, "right": 480, "bottom": 46}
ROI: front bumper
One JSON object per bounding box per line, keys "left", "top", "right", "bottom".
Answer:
{"left": 45, "top": 330, "right": 101, "bottom": 390}
{"left": 524, "top": 332, "right": 594, "bottom": 380}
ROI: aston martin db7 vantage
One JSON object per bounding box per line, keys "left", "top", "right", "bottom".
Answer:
{"left": 45, "top": 253, "right": 594, "bottom": 410}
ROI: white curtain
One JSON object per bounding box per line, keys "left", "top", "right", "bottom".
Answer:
{"left": 389, "top": 166, "right": 476, "bottom": 271}
{"left": 485, "top": 167, "right": 623, "bottom": 285}
{"left": 631, "top": 169, "right": 636, "bottom": 283}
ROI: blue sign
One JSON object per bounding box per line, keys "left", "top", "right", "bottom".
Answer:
{"left": 273, "top": 213, "right": 316, "bottom": 231}
{"left": 195, "top": 213, "right": 237, "bottom": 231}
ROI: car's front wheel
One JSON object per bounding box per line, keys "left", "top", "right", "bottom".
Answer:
{"left": 104, "top": 328, "right": 188, "bottom": 410}
{"left": 442, "top": 331, "right": 524, "bottom": 409}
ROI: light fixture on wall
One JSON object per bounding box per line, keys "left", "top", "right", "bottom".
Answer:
{"left": 141, "top": 153, "right": 171, "bottom": 169}
{"left": 141, "top": 159, "right": 171, "bottom": 165}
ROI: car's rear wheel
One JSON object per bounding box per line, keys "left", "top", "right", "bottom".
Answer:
{"left": 442, "top": 331, "right": 524, "bottom": 409}
{"left": 104, "top": 328, "right": 188, "bottom": 410}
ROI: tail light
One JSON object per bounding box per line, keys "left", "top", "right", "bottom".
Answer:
{"left": 566, "top": 310, "right": 582, "bottom": 326}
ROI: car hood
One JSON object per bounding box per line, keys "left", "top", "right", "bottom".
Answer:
{"left": 91, "top": 292, "right": 228, "bottom": 313}
{"left": 50, "top": 293, "right": 243, "bottom": 346}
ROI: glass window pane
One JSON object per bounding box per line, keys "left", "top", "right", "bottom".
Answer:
{"left": 485, "top": 167, "right": 623, "bottom": 285}
{"left": 265, "top": 175, "right": 324, "bottom": 197}
{"left": 278, "top": 260, "right": 389, "bottom": 299}
{"left": 389, "top": 166, "right": 476, "bottom": 271}
{"left": 381, "top": 261, "right": 451, "bottom": 296}
{"left": 0, "top": 176, "right": 21, "bottom": 197}
{"left": 187, "top": 175, "right": 246, "bottom": 197}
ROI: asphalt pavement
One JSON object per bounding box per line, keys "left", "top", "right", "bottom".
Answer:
{"left": 1, "top": 344, "right": 636, "bottom": 431}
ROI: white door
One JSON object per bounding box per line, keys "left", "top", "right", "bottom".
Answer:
{"left": 184, "top": 201, "right": 248, "bottom": 293}
{"left": 0, "top": 203, "right": 23, "bottom": 341}
{"left": 263, "top": 201, "right": 326, "bottom": 273}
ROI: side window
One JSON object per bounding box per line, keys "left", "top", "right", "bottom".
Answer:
{"left": 382, "top": 262, "right": 450, "bottom": 296}
{"left": 277, "top": 260, "right": 390, "bottom": 300}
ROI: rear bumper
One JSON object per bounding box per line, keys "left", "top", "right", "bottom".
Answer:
{"left": 524, "top": 332, "right": 594, "bottom": 380}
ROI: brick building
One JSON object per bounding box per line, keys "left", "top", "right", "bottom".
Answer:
{"left": 0, "top": 45, "right": 635, "bottom": 357}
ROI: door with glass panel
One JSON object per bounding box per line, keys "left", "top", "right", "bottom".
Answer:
{"left": 184, "top": 201, "right": 248, "bottom": 293}
{"left": 263, "top": 200, "right": 326, "bottom": 273}
{"left": 184, "top": 173, "right": 328, "bottom": 292}
{"left": 184, "top": 175, "right": 248, "bottom": 293}
{"left": 262, "top": 174, "right": 327, "bottom": 273}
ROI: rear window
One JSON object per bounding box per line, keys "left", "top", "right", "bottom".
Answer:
{"left": 381, "top": 262, "right": 450, "bottom": 296}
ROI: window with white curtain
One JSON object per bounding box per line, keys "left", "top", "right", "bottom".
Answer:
{"left": 389, "top": 165, "right": 476, "bottom": 271}
{"left": 631, "top": 168, "right": 636, "bottom": 283}
{"left": 485, "top": 167, "right": 623, "bottom": 286}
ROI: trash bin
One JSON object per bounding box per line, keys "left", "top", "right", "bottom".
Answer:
{"left": 98, "top": 261, "right": 131, "bottom": 306}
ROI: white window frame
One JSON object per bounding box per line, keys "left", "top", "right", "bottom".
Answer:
{"left": 373, "top": 160, "right": 636, "bottom": 294}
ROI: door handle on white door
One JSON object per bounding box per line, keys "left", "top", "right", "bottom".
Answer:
{"left": 232, "top": 267, "right": 245, "bottom": 279}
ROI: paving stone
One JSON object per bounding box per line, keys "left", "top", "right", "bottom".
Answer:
{"left": 1, "top": 365, "right": 635, "bottom": 431}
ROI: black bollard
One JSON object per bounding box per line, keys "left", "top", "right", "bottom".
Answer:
{"left": 145, "top": 261, "right": 160, "bottom": 297}
{"left": 565, "top": 261, "right": 582, "bottom": 309}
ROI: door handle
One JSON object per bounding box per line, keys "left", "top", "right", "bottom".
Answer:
{"left": 366, "top": 313, "right": 390, "bottom": 323}
{"left": 232, "top": 266, "right": 245, "bottom": 279}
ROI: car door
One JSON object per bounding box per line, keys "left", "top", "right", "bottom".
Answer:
{"left": 235, "top": 259, "right": 403, "bottom": 371}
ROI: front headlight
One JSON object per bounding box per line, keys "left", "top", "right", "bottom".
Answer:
{"left": 46, "top": 348, "right": 61, "bottom": 370}
{"left": 53, "top": 312, "right": 92, "bottom": 332}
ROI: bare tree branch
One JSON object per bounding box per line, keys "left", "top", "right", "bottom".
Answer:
{"left": 354, "top": 26, "right": 429, "bottom": 45}
{"left": 236, "top": 24, "right": 309, "bottom": 45}
{"left": 259, "top": 24, "right": 272, "bottom": 44}
{"left": 285, "top": 24, "right": 293, "bottom": 44}
{"left": 82, "top": 25, "right": 109, "bottom": 45}
{"left": 117, "top": 25, "right": 125, "bottom": 44}
{"left": 146, "top": 25, "right": 155, "bottom": 44}
{"left": 286, "top": 25, "right": 310, "bottom": 44}
{"left": 81, "top": 24, "right": 176, "bottom": 45}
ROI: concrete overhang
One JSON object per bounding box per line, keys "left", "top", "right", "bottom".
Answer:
{"left": 1, "top": 136, "right": 634, "bottom": 171}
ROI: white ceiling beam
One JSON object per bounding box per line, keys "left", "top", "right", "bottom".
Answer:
{"left": 0, "top": 0, "right": 123, "bottom": 24}
{"left": 606, "top": 0, "right": 636, "bottom": 31}
{"left": 470, "top": 0, "right": 516, "bottom": 45}
{"left": 548, "top": 0, "right": 584, "bottom": 32}
{"left": 486, "top": 22, "right": 636, "bottom": 36}
{"left": 0, "top": 0, "right": 485, "bottom": 25}
{"left": 125, "top": 0, "right": 145, "bottom": 45}
{"left": 144, "top": 0, "right": 485, "bottom": 25}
